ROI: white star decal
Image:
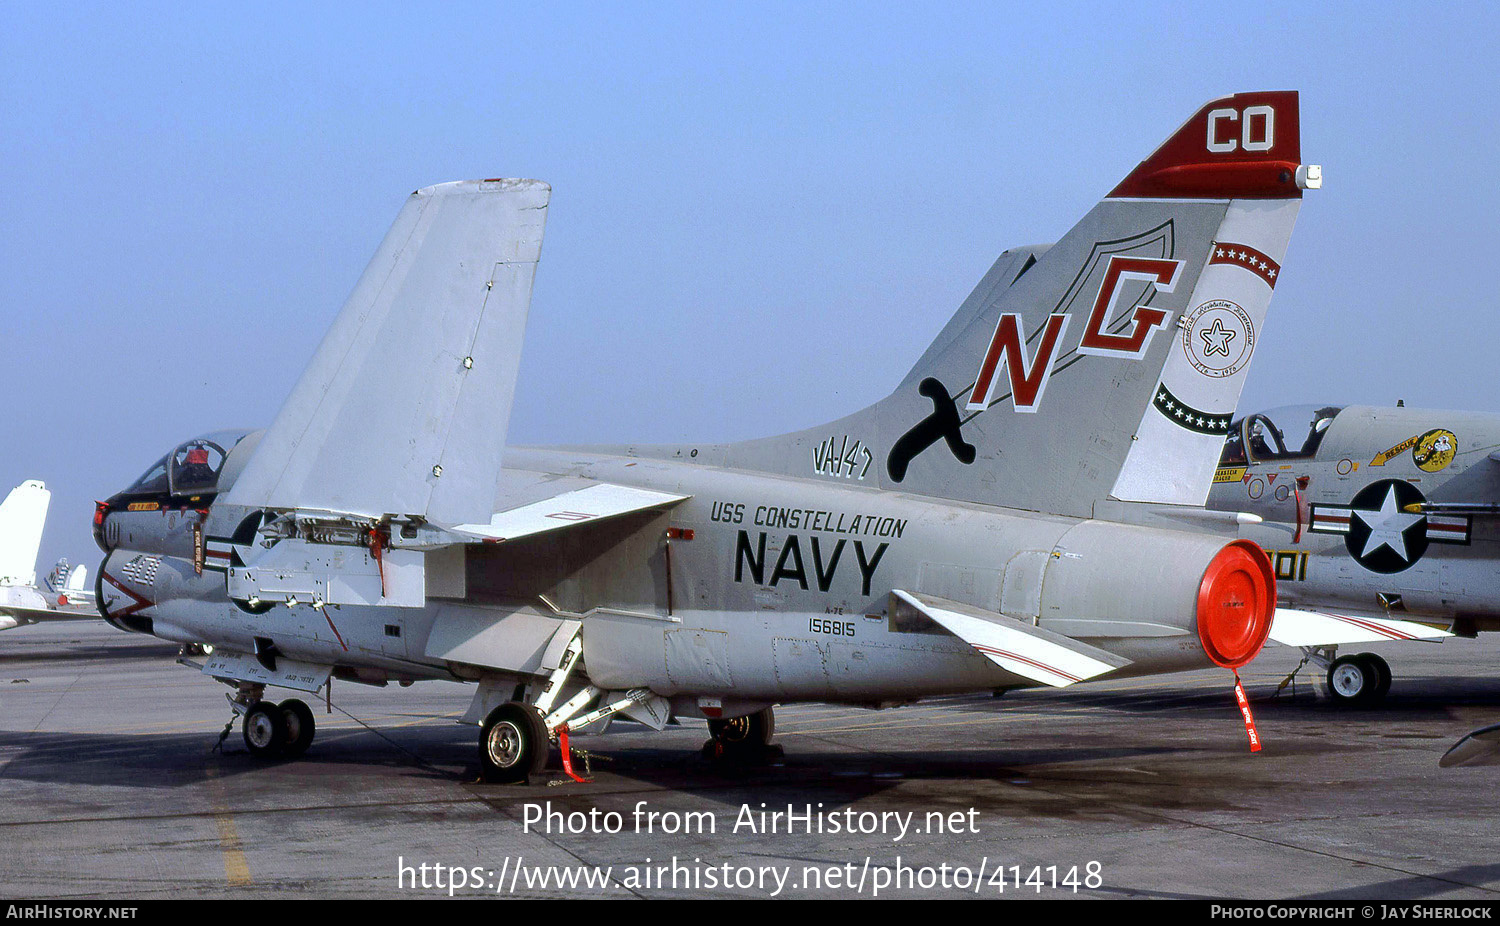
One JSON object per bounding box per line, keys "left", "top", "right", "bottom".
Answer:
{"left": 1352, "top": 485, "right": 1425, "bottom": 562}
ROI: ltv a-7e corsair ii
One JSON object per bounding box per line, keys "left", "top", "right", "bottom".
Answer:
{"left": 1198, "top": 403, "right": 1500, "bottom": 706}
{"left": 94, "top": 92, "right": 1320, "bottom": 781}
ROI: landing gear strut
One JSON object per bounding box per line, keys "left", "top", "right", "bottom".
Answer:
{"left": 473, "top": 626, "right": 666, "bottom": 784}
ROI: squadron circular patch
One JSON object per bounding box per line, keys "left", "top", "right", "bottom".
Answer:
{"left": 1182, "top": 299, "right": 1255, "bottom": 379}
{"left": 1412, "top": 428, "right": 1457, "bottom": 473}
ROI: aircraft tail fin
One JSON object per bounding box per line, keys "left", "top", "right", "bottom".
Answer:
{"left": 65, "top": 563, "right": 89, "bottom": 594}
{"left": 224, "top": 179, "right": 550, "bottom": 526}
{"left": 726, "top": 91, "right": 1317, "bottom": 517}
{"left": 0, "top": 480, "right": 50, "bottom": 587}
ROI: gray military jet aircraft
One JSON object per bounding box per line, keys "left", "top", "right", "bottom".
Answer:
{"left": 93, "top": 92, "right": 1321, "bottom": 781}
{"left": 1201, "top": 403, "right": 1500, "bottom": 705}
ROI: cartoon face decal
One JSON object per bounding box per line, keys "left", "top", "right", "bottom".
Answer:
{"left": 1413, "top": 429, "right": 1457, "bottom": 473}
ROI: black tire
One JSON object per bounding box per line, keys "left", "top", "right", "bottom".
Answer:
{"left": 279, "top": 699, "right": 317, "bottom": 758}
{"left": 1327, "top": 655, "right": 1379, "bottom": 707}
{"left": 479, "top": 703, "right": 548, "bottom": 783}
{"left": 243, "top": 702, "right": 287, "bottom": 757}
{"left": 707, "top": 706, "right": 775, "bottom": 756}
{"left": 1364, "top": 653, "right": 1393, "bottom": 701}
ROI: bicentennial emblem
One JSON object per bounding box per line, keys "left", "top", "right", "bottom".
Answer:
{"left": 1181, "top": 299, "right": 1255, "bottom": 379}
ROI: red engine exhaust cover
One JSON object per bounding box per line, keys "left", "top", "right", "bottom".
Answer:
{"left": 1196, "top": 540, "right": 1275, "bottom": 668}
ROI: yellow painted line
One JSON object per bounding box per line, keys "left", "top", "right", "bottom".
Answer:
{"left": 204, "top": 765, "right": 251, "bottom": 887}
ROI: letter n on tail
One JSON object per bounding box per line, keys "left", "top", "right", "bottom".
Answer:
{"left": 967, "top": 313, "right": 1069, "bottom": 413}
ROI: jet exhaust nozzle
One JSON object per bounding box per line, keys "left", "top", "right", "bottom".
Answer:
{"left": 1195, "top": 539, "right": 1276, "bottom": 669}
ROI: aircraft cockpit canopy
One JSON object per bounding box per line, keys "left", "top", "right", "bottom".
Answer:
{"left": 1220, "top": 404, "right": 1344, "bottom": 466}
{"left": 122, "top": 430, "right": 257, "bottom": 500}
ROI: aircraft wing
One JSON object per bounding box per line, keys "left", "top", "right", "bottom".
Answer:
{"left": 0, "top": 601, "right": 98, "bottom": 631}
{"left": 1267, "top": 606, "right": 1453, "bottom": 647}
{"left": 451, "top": 482, "right": 688, "bottom": 543}
{"left": 223, "top": 179, "right": 550, "bottom": 527}
{"left": 1407, "top": 452, "right": 1500, "bottom": 516}
{"left": 892, "top": 590, "right": 1130, "bottom": 688}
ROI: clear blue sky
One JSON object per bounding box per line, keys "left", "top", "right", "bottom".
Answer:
{"left": 3, "top": 2, "right": 1497, "bottom": 573}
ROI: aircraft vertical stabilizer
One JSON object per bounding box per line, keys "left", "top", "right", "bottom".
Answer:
{"left": 724, "top": 92, "right": 1316, "bottom": 518}
{"left": 224, "top": 179, "right": 550, "bottom": 526}
{"left": 0, "top": 480, "right": 50, "bottom": 588}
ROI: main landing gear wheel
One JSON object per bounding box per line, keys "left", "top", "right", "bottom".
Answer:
{"left": 705, "top": 706, "right": 780, "bottom": 761}
{"left": 1327, "top": 653, "right": 1389, "bottom": 707}
{"left": 1367, "top": 653, "right": 1393, "bottom": 700}
{"left": 242, "top": 701, "right": 287, "bottom": 756}
{"left": 479, "top": 702, "right": 549, "bottom": 784}
{"left": 279, "top": 699, "right": 317, "bottom": 758}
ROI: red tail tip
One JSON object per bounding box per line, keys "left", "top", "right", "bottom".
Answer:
{"left": 1109, "top": 91, "right": 1307, "bottom": 200}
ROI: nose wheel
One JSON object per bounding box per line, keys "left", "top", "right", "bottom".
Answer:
{"left": 241, "top": 698, "right": 317, "bottom": 757}
{"left": 242, "top": 702, "right": 286, "bottom": 756}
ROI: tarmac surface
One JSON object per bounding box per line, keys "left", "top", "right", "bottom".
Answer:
{"left": 2, "top": 619, "right": 1498, "bottom": 900}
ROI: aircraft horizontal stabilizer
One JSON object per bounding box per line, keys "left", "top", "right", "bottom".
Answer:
{"left": 892, "top": 590, "right": 1130, "bottom": 688}
{"left": 224, "top": 179, "right": 551, "bottom": 527}
{"left": 451, "top": 483, "right": 688, "bottom": 543}
{"left": 1268, "top": 607, "right": 1452, "bottom": 648}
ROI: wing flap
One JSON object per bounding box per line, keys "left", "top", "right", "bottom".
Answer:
{"left": 452, "top": 482, "right": 687, "bottom": 543}
{"left": 893, "top": 590, "right": 1130, "bottom": 687}
{"left": 1268, "top": 607, "right": 1453, "bottom": 647}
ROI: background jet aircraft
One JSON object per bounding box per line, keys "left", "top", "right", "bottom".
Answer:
{"left": 1192, "top": 403, "right": 1500, "bottom": 705}
{"left": 93, "top": 91, "right": 1319, "bottom": 782}
{"left": 0, "top": 479, "right": 97, "bottom": 631}
{"left": 44, "top": 557, "right": 95, "bottom": 609}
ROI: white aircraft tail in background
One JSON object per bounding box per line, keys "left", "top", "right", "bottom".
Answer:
{"left": 0, "top": 479, "right": 97, "bottom": 631}
{"left": 45, "top": 558, "right": 94, "bottom": 607}
{"left": 0, "top": 480, "right": 49, "bottom": 588}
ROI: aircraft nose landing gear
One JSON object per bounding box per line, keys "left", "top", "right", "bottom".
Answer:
{"left": 242, "top": 702, "right": 286, "bottom": 756}
{"left": 227, "top": 683, "right": 319, "bottom": 758}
